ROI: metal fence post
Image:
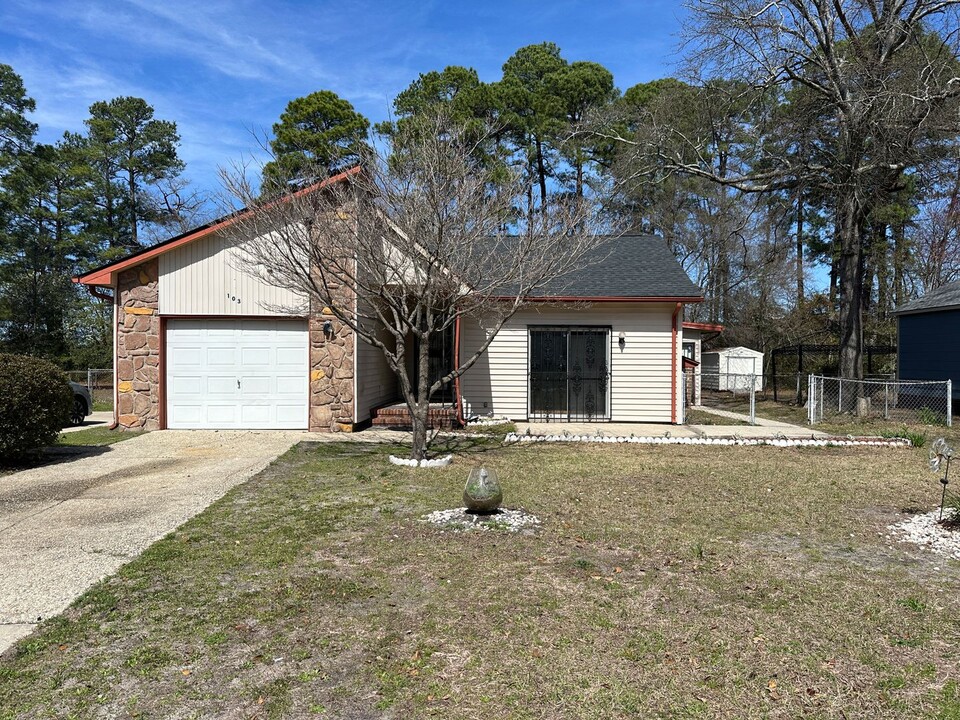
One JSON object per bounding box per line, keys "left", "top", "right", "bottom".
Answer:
{"left": 87, "top": 368, "right": 93, "bottom": 394}
{"left": 838, "top": 378, "right": 842, "bottom": 413}
{"left": 750, "top": 376, "right": 756, "bottom": 425}
{"left": 680, "top": 372, "right": 685, "bottom": 424}
{"left": 884, "top": 381, "right": 889, "bottom": 420}
{"left": 948, "top": 380, "right": 953, "bottom": 428}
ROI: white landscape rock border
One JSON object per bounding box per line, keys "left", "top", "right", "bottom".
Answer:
{"left": 465, "top": 414, "right": 514, "bottom": 427}
{"left": 504, "top": 432, "right": 912, "bottom": 449}
{"left": 388, "top": 454, "right": 453, "bottom": 468}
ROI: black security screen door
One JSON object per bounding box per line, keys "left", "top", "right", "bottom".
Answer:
{"left": 529, "top": 327, "right": 610, "bottom": 421}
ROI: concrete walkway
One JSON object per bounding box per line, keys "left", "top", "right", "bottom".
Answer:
{"left": 0, "top": 430, "right": 307, "bottom": 654}
{"left": 688, "top": 405, "right": 827, "bottom": 435}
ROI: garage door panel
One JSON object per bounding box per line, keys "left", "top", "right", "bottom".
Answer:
{"left": 170, "top": 404, "right": 202, "bottom": 424}
{"left": 207, "top": 405, "right": 238, "bottom": 424}
{"left": 171, "top": 376, "right": 202, "bottom": 395}
{"left": 276, "top": 404, "right": 306, "bottom": 423}
{"left": 241, "top": 347, "right": 271, "bottom": 367}
{"left": 273, "top": 375, "right": 307, "bottom": 396}
{"left": 239, "top": 376, "right": 272, "bottom": 395}
{"left": 166, "top": 318, "right": 309, "bottom": 429}
{"left": 207, "top": 376, "right": 238, "bottom": 396}
{"left": 169, "top": 347, "right": 202, "bottom": 367}
{"left": 276, "top": 346, "right": 307, "bottom": 366}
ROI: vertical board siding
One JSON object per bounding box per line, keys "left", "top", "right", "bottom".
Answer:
{"left": 355, "top": 300, "right": 400, "bottom": 422}
{"left": 459, "top": 303, "right": 677, "bottom": 422}
{"left": 158, "top": 228, "right": 306, "bottom": 316}
{"left": 898, "top": 310, "right": 960, "bottom": 399}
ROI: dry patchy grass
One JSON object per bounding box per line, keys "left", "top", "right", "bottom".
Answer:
{"left": 1, "top": 440, "right": 959, "bottom": 719}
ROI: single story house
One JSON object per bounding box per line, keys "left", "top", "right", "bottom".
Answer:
{"left": 893, "top": 279, "right": 960, "bottom": 401}
{"left": 76, "top": 172, "right": 704, "bottom": 432}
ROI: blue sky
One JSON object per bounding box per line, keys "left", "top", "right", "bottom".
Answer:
{"left": 0, "top": 0, "right": 686, "bottom": 197}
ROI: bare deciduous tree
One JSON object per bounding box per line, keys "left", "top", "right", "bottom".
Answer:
{"left": 597, "top": 0, "right": 960, "bottom": 381}
{"left": 222, "top": 113, "right": 615, "bottom": 459}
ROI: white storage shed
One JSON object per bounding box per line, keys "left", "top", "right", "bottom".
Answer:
{"left": 701, "top": 347, "right": 764, "bottom": 392}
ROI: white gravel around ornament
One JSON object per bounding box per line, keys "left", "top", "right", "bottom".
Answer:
{"left": 388, "top": 454, "right": 452, "bottom": 468}
{"left": 888, "top": 509, "right": 960, "bottom": 561}
{"left": 421, "top": 507, "right": 541, "bottom": 532}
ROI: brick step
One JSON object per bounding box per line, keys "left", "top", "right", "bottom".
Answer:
{"left": 371, "top": 402, "right": 459, "bottom": 429}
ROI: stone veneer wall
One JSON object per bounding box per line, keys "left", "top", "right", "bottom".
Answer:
{"left": 309, "top": 306, "right": 356, "bottom": 432}
{"left": 116, "top": 259, "right": 161, "bottom": 430}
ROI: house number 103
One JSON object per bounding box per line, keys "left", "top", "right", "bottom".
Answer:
{"left": 226, "top": 293, "right": 241, "bottom": 304}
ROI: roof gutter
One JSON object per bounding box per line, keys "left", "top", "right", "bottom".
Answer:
{"left": 488, "top": 295, "right": 704, "bottom": 303}
{"left": 454, "top": 315, "right": 464, "bottom": 427}
{"left": 672, "top": 302, "right": 682, "bottom": 424}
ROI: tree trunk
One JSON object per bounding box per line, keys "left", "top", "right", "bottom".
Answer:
{"left": 535, "top": 137, "right": 547, "bottom": 204}
{"left": 129, "top": 165, "right": 138, "bottom": 247}
{"left": 875, "top": 224, "right": 890, "bottom": 319}
{"left": 893, "top": 222, "right": 906, "bottom": 307}
{"left": 837, "top": 190, "right": 864, "bottom": 383}
{"left": 796, "top": 194, "right": 804, "bottom": 308}
{"left": 410, "top": 328, "right": 433, "bottom": 461}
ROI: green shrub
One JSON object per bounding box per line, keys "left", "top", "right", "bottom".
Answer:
{"left": 0, "top": 353, "right": 73, "bottom": 461}
{"left": 881, "top": 427, "right": 927, "bottom": 447}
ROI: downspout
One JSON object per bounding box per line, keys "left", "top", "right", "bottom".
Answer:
{"left": 671, "top": 303, "right": 682, "bottom": 424}
{"left": 454, "top": 315, "right": 464, "bottom": 426}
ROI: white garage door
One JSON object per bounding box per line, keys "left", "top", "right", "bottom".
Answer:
{"left": 166, "top": 318, "right": 309, "bottom": 429}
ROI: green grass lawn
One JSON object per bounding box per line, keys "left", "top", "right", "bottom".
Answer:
{"left": 56, "top": 427, "right": 142, "bottom": 447}
{"left": 2, "top": 439, "right": 959, "bottom": 719}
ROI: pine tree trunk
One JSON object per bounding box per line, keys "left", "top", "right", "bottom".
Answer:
{"left": 796, "top": 194, "right": 804, "bottom": 308}
{"left": 535, "top": 138, "right": 547, "bottom": 204}
{"left": 893, "top": 222, "right": 906, "bottom": 307}
{"left": 837, "top": 190, "right": 864, "bottom": 384}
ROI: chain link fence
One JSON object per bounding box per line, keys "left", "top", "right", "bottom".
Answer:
{"left": 807, "top": 375, "right": 953, "bottom": 426}
{"left": 66, "top": 368, "right": 113, "bottom": 411}
{"left": 684, "top": 370, "right": 757, "bottom": 425}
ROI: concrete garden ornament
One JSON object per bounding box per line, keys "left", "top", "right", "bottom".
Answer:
{"left": 463, "top": 467, "right": 502, "bottom": 514}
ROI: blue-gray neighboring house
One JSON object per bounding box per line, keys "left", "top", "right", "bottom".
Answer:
{"left": 893, "top": 278, "right": 960, "bottom": 401}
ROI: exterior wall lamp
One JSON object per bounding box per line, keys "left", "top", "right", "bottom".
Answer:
{"left": 323, "top": 319, "right": 333, "bottom": 338}
{"left": 618, "top": 331, "right": 626, "bottom": 352}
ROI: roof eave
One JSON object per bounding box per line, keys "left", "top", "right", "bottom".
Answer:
{"left": 73, "top": 166, "right": 362, "bottom": 287}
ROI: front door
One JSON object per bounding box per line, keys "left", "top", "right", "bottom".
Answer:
{"left": 529, "top": 327, "right": 610, "bottom": 421}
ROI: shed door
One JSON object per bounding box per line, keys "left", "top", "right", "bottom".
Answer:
{"left": 166, "top": 318, "right": 308, "bottom": 429}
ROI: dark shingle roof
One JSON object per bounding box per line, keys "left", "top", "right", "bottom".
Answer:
{"left": 493, "top": 234, "right": 702, "bottom": 299}
{"left": 893, "top": 279, "right": 960, "bottom": 315}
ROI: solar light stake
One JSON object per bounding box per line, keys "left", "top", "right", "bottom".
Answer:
{"left": 939, "top": 455, "right": 951, "bottom": 522}
{"left": 929, "top": 438, "right": 955, "bottom": 521}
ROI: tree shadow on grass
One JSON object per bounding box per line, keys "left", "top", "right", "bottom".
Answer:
{"left": 0, "top": 444, "right": 114, "bottom": 477}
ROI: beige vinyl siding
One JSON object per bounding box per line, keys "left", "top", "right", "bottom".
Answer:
{"left": 355, "top": 305, "right": 400, "bottom": 422}
{"left": 158, "top": 227, "right": 306, "bottom": 316}
{"left": 459, "top": 303, "right": 680, "bottom": 423}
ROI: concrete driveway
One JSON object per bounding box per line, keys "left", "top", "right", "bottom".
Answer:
{"left": 0, "top": 430, "right": 307, "bottom": 654}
